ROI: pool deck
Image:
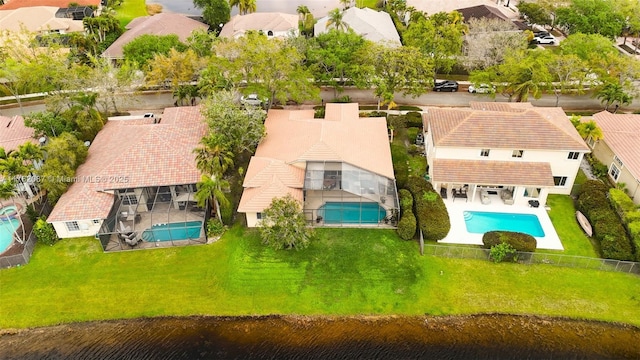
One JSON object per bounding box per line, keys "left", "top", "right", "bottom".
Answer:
{"left": 439, "top": 192, "right": 564, "bottom": 251}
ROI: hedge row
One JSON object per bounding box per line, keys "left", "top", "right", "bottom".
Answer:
{"left": 482, "top": 231, "right": 537, "bottom": 252}
{"left": 397, "top": 189, "right": 416, "bottom": 240}
{"left": 609, "top": 188, "right": 640, "bottom": 262}
{"left": 391, "top": 143, "right": 409, "bottom": 189}
{"left": 576, "top": 180, "right": 634, "bottom": 261}
{"left": 406, "top": 176, "right": 450, "bottom": 241}
{"left": 404, "top": 112, "right": 423, "bottom": 128}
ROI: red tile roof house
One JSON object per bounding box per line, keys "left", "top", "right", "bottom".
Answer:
{"left": 423, "top": 102, "right": 590, "bottom": 207}
{"left": 0, "top": 115, "right": 41, "bottom": 199}
{"left": 590, "top": 111, "right": 640, "bottom": 205}
{"left": 101, "top": 13, "right": 209, "bottom": 61}
{"left": 0, "top": 0, "right": 101, "bottom": 11}
{"left": 47, "top": 106, "right": 209, "bottom": 251}
{"left": 238, "top": 103, "right": 399, "bottom": 227}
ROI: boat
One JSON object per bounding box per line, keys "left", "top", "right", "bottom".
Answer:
{"left": 576, "top": 211, "right": 593, "bottom": 237}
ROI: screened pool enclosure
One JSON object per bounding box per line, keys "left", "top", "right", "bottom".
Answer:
{"left": 303, "top": 162, "right": 399, "bottom": 227}
{"left": 96, "top": 185, "right": 209, "bottom": 251}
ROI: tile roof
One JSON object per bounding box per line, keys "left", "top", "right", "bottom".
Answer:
{"left": 456, "top": 4, "right": 509, "bottom": 22}
{"left": 432, "top": 159, "right": 555, "bottom": 186}
{"left": 314, "top": 7, "right": 401, "bottom": 46}
{"left": 0, "top": 6, "right": 84, "bottom": 32}
{"left": 0, "top": 115, "right": 37, "bottom": 153}
{"left": 593, "top": 111, "right": 640, "bottom": 180}
{"left": 219, "top": 12, "right": 298, "bottom": 38}
{"left": 0, "top": 0, "right": 100, "bottom": 10}
{"left": 47, "top": 106, "right": 207, "bottom": 222}
{"left": 424, "top": 102, "right": 589, "bottom": 151}
{"left": 409, "top": 0, "right": 518, "bottom": 19}
{"left": 101, "top": 13, "right": 208, "bottom": 59}
{"left": 238, "top": 103, "right": 394, "bottom": 213}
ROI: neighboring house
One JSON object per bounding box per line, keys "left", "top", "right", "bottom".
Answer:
{"left": 101, "top": 13, "right": 208, "bottom": 61}
{"left": 219, "top": 12, "right": 298, "bottom": 39}
{"left": 55, "top": 6, "right": 93, "bottom": 21}
{"left": 238, "top": 103, "right": 399, "bottom": 227}
{"left": 314, "top": 7, "right": 401, "bottom": 47}
{"left": 0, "top": 6, "right": 85, "bottom": 34}
{"left": 0, "top": 115, "right": 41, "bottom": 199}
{"left": 0, "top": 0, "right": 101, "bottom": 11}
{"left": 590, "top": 111, "right": 640, "bottom": 205}
{"left": 423, "top": 102, "right": 589, "bottom": 206}
{"left": 47, "top": 107, "right": 208, "bottom": 249}
{"left": 409, "top": 0, "right": 518, "bottom": 20}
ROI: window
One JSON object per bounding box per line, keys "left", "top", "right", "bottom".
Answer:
{"left": 121, "top": 193, "right": 138, "bottom": 205}
{"left": 553, "top": 176, "right": 567, "bottom": 186}
{"left": 267, "top": 30, "right": 274, "bottom": 36}
{"left": 609, "top": 164, "right": 621, "bottom": 181}
{"left": 65, "top": 221, "right": 80, "bottom": 232}
{"left": 92, "top": 219, "right": 100, "bottom": 224}
{"left": 512, "top": 150, "right": 524, "bottom": 158}
{"left": 256, "top": 212, "right": 262, "bottom": 220}
{"left": 480, "top": 149, "right": 490, "bottom": 157}
{"left": 587, "top": 136, "right": 596, "bottom": 148}
{"left": 567, "top": 152, "right": 579, "bottom": 160}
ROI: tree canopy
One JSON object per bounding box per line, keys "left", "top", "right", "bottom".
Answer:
{"left": 192, "top": 0, "right": 230, "bottom": 30}
{"left": 123, "top": 34, "right": 187, "bottom": 68}
{"left": 259, "top": 194, "right": 314, "bottom": 250}
{"left": 555, "top": 0, "right": 625, "bottom": 39}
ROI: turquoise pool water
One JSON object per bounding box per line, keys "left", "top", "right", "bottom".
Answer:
{"left": 464, "top": 211, "right": 545, "bottom": 237}
{"left": 318, "top": 202, "right": 386, "bottom": 224}
{"left": 0, "top": 205, "right": 18, "bottom": 219}
{"left": 142, "top": 221, "right": 203, "bottom": 242}
{"left": 0, "top": 218, "right": 20, "bottom": 254}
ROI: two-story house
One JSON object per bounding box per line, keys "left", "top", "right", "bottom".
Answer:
{"left": 423, "top": 102, "right": 590, "bottom": 207}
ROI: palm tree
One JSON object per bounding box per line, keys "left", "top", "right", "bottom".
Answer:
{"left": 326, "top": 8, "right": 349, "bottom": 31}
{"left": 596, "top": 82, "right": 633, "bottom": 111}
{"left": 229, "top": 0, "right": 257, "bottom": 15}
{"left": 296, "top": 5, "right": 310, "bottom": 21}
{"left": 194, "top": 174, "right": 230, "bottom": 223}
{"left": 576, "top": 120, "right": 604, "bottom": 141}
{"left": 339, "top": 0, "right": 352, "bottom": 10}
{"left": 194, "top": 135, "right": 234, "bottom": 177}
{"left": 0, "top": 179, "right": 25, "bottom": 245}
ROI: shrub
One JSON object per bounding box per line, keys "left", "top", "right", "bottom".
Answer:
{"left": 25, "top": 204, "right": 39, "bottom": 224}
{"left": 331, "top": 95, "right": 351, "bottom": 103}
{"left": 482, "top": 231, "right": 537, "bottom": 252}
{"left": 364, "top": 111, "right": 388, "bottom": 118}
{"left": 609, "top": 189, "right": 637, "bottom": 215}
{"left": 33, "top": 217, "right": 58, "bottom": 246}
{"left": 407, "top": 144, "right": 422, "bottom": 156}
{"left": 391, "top": 143, "right": 409, "bottom": 189}
{"left": 387, "top": 114, "right": 406, "bottom": 130}
{"left": 397, "top": 211, "right": 417, "bottom": 240}
{"left": 406, "top": 127, "right": 420, "bottom": 144}
{"left": 576, "top": 179, "right": 609, "bottom": 197}
{"left": 489, "top": 242, "right": 517, "bottom": 263}
{"left": 398, "top": 189, "right": 413, "bottom": 211}
{"left": 314, "top": 106, "right": 325, "bottom": 119}
{"left": 404, "top": 111, "right": 423, "bottom": 128}
{"left": 628, "top": 221, "right": 640, "bottom": 262}
{"left": 406, "top": 176, "right": 450, "bottom": 241}
{"left": 206, "top": 218, "right": 226, "bottom": 238}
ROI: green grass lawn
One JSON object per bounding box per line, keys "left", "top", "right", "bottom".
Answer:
{"left": 545, "top": 195, "right": 599, "bottom": 257}
{"left": 1, "top": 226, "right": 639, "bottom": 329}
{"left": 115, "top": 0, "right": 148, "bottom": 27}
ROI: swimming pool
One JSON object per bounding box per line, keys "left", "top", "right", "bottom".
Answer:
{"left": 463, "top": 211, "right": 545, "bottom": 237}
{"left": 0, "top": 218, "right": 20, "bottom": 254}
{"left": 0, "top": 205, "right": 19, "bottom": 220}
{"left": 142, "top": 221, "right": 203, "bottom": 242}
{"left": 318, "top": 202, "right": 386, "bottom": 224}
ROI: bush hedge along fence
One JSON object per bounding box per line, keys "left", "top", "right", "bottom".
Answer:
{"left": 397, "top": 189, "right": 416, "bottom": 240}
{"left": 609, "top": 188, "right": 640, "bottom": 261}
{"left": 406, "top": 176, "right": 450, "bottom": 241}
{"left": 482, "top": 231, "right": 537, "bottom": 252}
{"left": 576, "top": 180, "right": 634, "bottom": 261}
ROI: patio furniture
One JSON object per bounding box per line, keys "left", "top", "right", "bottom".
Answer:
{"left": 453, "top": 188, "right": 467, "bottom": 202}
{"left": 500, "top": 189, "right": 514, "bottom": 205}
{"left": 480, "top": 189, "right": 491, "bottom": 205}
{"left": 122, "top": 232, "right": 141, "bottom": 247}
{"left": 440, "top": 187, "right": 447, "bottom": 199}
{"left": 528, "top": 200, "right": 540, "bottom": 208}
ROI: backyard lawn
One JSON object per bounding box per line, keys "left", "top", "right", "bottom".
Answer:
{"left": 115, "top": 0, "right": 148, "bottom": 27}
{"left": 1, "top": 226, "right": 639, "bottom": 329}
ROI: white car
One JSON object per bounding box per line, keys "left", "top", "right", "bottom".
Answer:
{"left": 240, "top": 94, "right": 266, "bottom": 107}
{"left": 535, "top": 35, "right": 556, "bottom": 45}
{"left": 468, "top": 84, "right": 495, "bottom": 94}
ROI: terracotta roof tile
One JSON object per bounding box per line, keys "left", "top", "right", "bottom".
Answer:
{"left": 432, "top": 159, "right": 555, "bottom": 186}
{"left": 48, "top": 106, "right": 207, "bottom": 222}
{"left": 237, "top": 176, "right": 303, "bottom": 213}
{"left": 0, "top": 6, "right": 84, "bottom": 32}
{"left": 425, "top": 103, "right": 589, "bottom": 151}
{"left": 220, "top": 12, "right": 298, "bottom": 38}
{"left": 243, "top": 157, "right": 305, "bottom": 188}
{"left": 0, "top": 0, "right": 100, "bottom": 10}
{"left": 0, "top": 115, "right": 37, "bottom": 153}
{"left": 593, "top": 111, "right": 640, "bottom": 180}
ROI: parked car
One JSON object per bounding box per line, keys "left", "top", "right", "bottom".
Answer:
{"left": 240, "top": 94, "right": 266, "bottom": 107}
{"left": 535, "top": 34, "right": 556, "bottom": 45}
{"left": 468, "top": 84, "right": 495, "bottom": 94}
{"left": 433, "top": 80, "right": 459, "bottom": 92}
{"left": 533, "top": 30, "right": 550, "bottom": 38}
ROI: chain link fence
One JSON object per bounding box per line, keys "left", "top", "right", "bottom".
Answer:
{"left": 423, "top": 244, "right": 640, "bottom": 275}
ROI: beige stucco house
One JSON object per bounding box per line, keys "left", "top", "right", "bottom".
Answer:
{"left": 590, "top": 111, "right": 640, "bottom": 205}
{"left": 47, "top": 107, "right": 208, "bottom": 250}
{"left": 238, "top": 103, "right": 398, "bottom": 227}
{"left": 423, "top": 102, "right": 590, "bottom": 207}
{"left": 314, "top": 7, "right": 401, "bottom": 47}
{"left": 220, "top": 12, "right": 299, "bottom": 39}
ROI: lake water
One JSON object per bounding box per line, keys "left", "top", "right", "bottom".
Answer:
{"left": 2, "top": 315, "right": 639, "bottom": 359}
{"left": 146, "top": 0, "right": 344, "bottom": 17}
